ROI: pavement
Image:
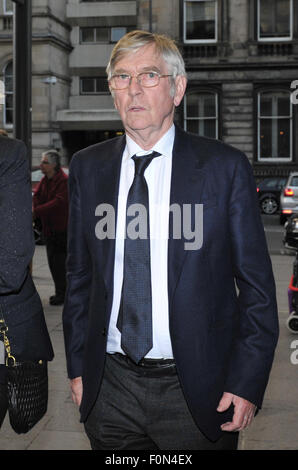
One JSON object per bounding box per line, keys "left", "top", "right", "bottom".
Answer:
{"left": 0, "top": 242, "right": 297, "bottom": 450}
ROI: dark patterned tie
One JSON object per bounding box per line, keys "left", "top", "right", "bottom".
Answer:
{"left": 117, "top": 151, "right": 161, "bottom": 363}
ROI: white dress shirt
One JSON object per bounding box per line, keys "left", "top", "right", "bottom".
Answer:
{"left": 107, "top": 125, "right": 175, "bottom": 359}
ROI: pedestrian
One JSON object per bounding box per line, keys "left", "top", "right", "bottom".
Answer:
{"left": 63, "top": 30, "right": 279, "bottom": 450}
{"left": 0, "top": 136, "right": 54, "bottom": 428}
{"left": 33, "top": 149, "right": 68, "bottom": 306}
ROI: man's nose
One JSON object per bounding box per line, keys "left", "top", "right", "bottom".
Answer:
{"left": 128, "top": 76, "right": 143, "bottom": 95}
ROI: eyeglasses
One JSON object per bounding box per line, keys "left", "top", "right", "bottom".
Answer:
{"left": 40, "top": 161, "right": 50, "bottom": 165}
{"left": 109, "top": 71, "right": 173, "bottom": 90}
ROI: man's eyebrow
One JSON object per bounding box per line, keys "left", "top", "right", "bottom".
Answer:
{"left": 140, "top": 66, "right": 162, "bottom": 73}
{"left": 113, "top": 68, "right": 130, "bottom": 75}
{"left": 113, "top": 66, "right": 162, "bottom": 75}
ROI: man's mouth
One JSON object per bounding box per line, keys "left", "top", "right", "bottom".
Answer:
{"left": 128, "top": 106, "right": 146, "bottom": 112}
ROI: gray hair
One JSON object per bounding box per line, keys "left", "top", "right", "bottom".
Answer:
{"left": 42, "top": 149, "right": 61, "bottom": 171}
{"left": 106, "top": 30, "right": 187, "bottom": 96}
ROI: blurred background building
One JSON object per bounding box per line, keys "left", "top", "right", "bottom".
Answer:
{"left": 0, "top": 0, "right": 297, "bottom": 179}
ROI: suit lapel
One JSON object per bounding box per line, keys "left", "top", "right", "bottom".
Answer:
{"left": 168, "top": 126, "right": 207, "bottom": 306}
{"left": 94, "top": 136, "right": 126, "bottom": 293}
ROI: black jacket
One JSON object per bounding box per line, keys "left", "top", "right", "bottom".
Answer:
{"left": 0, "top": 136, "right": 54, "bottom": 362}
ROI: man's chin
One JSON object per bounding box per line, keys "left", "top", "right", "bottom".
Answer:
{"left": 126, "top": 119, "right": 150, "bottom": 131}
{"left": 125, "top": 123, "right": 152, "bottom": 136}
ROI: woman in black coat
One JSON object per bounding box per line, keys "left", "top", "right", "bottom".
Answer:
{"left": 0, "top": 136, "right": 54, "bottom": 427}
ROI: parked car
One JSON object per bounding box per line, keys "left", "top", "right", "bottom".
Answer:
{"left": 280, "top": 172, "right": 298, "bottom": 225}
{"left": 257, "top": 177, "right": 287, "bottom": 215}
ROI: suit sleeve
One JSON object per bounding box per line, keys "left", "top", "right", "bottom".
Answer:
{"left": 0, "top": 139, "right": 34, "bottom": 294}
{"left": 62, "top": 155, "right": 91, "bottom": 379}
{"left": 224, "top": 152, "right": 279, "bottom": 408}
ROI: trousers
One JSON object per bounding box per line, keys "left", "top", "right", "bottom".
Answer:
{"left": 45, "top": 231, "right": 67, "bottom": 298}
{"left": 84, "top": 353, "right": 239, "bottom": 450}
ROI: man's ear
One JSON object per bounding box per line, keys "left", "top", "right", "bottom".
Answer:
{"left": 109, "top": 86, "right": 117, "bottom": 108}
{"left": 174, "top": 75, "right": 187, "bottom": 107}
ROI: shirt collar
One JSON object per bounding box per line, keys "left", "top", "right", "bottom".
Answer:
{"left": 125, "top": 124, "right": 175, "bottom": 161}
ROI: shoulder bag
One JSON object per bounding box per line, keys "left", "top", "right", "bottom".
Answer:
{"left": 0, "top": 316, "right": 48, "bottom": 434}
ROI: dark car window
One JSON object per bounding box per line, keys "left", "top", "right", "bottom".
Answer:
{"left": 277, "top": 178, "right": 287, "bottom": 189}
{"left": 259, "top": 178, "right": 287, "bottom": 189}
{"left": 290, "top": 176, "right": 298, "bottom": 187}
{"left": 263, "top": 179, "right": 279, "bottom": 188}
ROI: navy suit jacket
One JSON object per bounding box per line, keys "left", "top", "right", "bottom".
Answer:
{"left": 63, "top": 126, "right": 279, "bottom": 442}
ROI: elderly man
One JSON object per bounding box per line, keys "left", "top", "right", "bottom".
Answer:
{"left": 63, "top": 30, "right": 278, "bottom": 450}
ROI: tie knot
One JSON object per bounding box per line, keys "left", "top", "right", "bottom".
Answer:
{"left": 132, "top": 151, "right": 161, "bottom": 176}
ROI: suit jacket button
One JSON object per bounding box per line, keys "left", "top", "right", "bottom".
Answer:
{"left": 102, "top": 328, "right": 107, "bottom": 336}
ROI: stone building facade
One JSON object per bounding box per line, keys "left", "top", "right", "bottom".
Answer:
{"left": 0, "top": 0, "right": 71, "bottom": 164}
{"left": 176, "top": 0, "right": 298, "bottom": 179}
{"left": 139, "top": 0, "right": 298, "bottom": 179}
{"left": 0, "top": 0, "right": 297, "bottom": 175}
{"left": 57, "top": 0, "right": 137, "bottom": 159}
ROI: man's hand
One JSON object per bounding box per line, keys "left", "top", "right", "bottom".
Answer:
{"left": 70, "top": 376, "right": 83, "bottom": 407}
{"left": 217, "top": 392, "right": 256, "bottom": 432}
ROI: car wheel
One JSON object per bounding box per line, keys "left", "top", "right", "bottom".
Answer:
{"left": 260, "top": 195, "right": 278, "bottom": 215}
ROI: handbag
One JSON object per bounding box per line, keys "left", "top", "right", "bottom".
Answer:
{"left": 0, "top": 317, "right": 48, "bottom": 434}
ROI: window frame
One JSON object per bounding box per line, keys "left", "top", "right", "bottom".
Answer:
{"left": 183, "top": 0, "right": 218, "bottom": 44}
{"left": 3, "top": 61, "right": 13, "bottom": 128}
{"left": 80, "top": 27, "right": 97, "bottom": 44}
{"left": 257, "top": 89, "right": 293, "bottom": 163}
{"left": 3, "top": 0, "right": 13, "bottom": 15}
{"left": 80, "top": 26, "right": 129, "bottom": 44}
{"left": 183, "top": 89, "right": 219, "bottom": 140}
{"left": 80, "top": 76, "right": 109, "bottom": 95}
{"left": 257, "top": 0, "right": 293, "bottom": 42}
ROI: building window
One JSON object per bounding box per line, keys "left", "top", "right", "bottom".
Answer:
{"left": 80, "top": 27, "right": 128, "bottom": 44}
{"left": 3, "top": 61, "right": 13, "bottom": 126}
{"left": 80, "top": 77, "right": 109, "bottom": 94}
{"left": 183, "top": 0, "right": 218, "bottom": 43}
{"left": 3, "top": 0, "right": 13, "bottom": 15}
{"left": 111, "top": 27, "right": 127, "bottom": 43}
{"left": 184, "top": 91, "right": 218, "bottom": 139}
{"left": 258, "top": 90, "right": 292, "bottom": 162}
{"left": 258, "top": 0, "right": 293, "bottom": 41}
{"left": 81, "top": 27, "right": 108, "bottom": 43}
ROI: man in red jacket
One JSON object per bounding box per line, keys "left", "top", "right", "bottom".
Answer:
{"left": 33, "top": 150, "right": 69, "bottom": 305}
